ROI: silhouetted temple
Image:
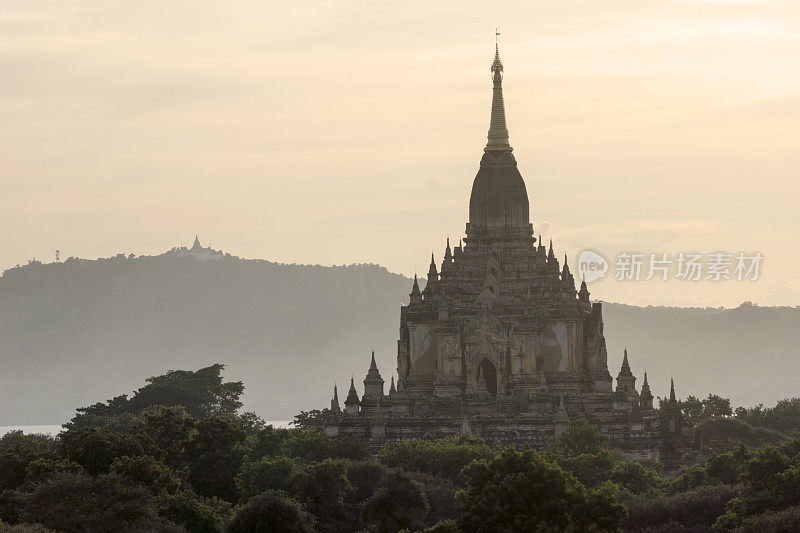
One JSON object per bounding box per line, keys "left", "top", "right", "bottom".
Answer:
{"left": 325, "top": 45, "right": 696, "bottom": 467}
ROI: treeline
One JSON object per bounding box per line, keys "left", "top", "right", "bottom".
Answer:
{"left": 1, "top": 366, "right": 800, "bottom": 532}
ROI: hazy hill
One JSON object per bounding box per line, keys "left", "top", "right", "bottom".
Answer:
{"left": 1, "top": 251, "right": 798, "bottom": 425}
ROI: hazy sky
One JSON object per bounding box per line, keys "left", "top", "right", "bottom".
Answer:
{"left": 2, "top": 0, "right": 799, "bottom": 307}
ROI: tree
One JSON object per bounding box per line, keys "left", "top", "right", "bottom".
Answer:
{"left": 624, "top": 484, "right": 740, "bottom": 531}
{"left": 378, "top": 435, "right": 495, "bottom": 483}
{"left": 361, "top": 471, "right": 429, "bottom": 533}
{"left": 572, "top": 481, "right": 627, "bottom": 532}
{"left": 128, "top": 364, "right": 244, "bottom": 418}
{"left": 24, "top": 458, "right": 83, "bottom": 483}
{"left": 292, "top": 409, "right": 332, "bottom": 429}
{"left": 235, "top": 456, "right": 299, "bottom": 502}
{"left": 109, "top": 455, "right": 183, "bottom": 495}
{"left": 187, "top": 413, "right": 247, "bottom": 502}
{"left": 18, "top": 472, "right": 178, "bottom": 532}
{"left": 58, "top": 426, "right": 158, "bottom": 475}
{"left": 559, "top": 451, "right": 615, "bottom": 489}
{"left": 226, "top": 490, "right": 315, "bottom": 533}
{"left": 0, "top": 432, "right": 58, "bottom": 492}
{"left": 289, "top": 459, "right": 352, "bottom": 528}
{"left": 158, "top": 489, "right": 232, "bottom": 533}
{"left": 65, "top": 364, "right": 244, "bottom": 425}
{"left": 456, "top": 448, "right": 622, "bottom": 532}
{"left": 610, "top": 460, "right": 661, "bottom": 495}
{"left": 282, "top": 429, "right": 367, "bottom": 462}
{"left": 141, "top": 405, "right": 198, "bottom": 469}
{"left": 552, "top": 420, "right": 609, "bottom": 458}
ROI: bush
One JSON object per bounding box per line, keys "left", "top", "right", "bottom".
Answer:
{"left": 345, "top": 461, "right": 389, "bottom": 505}
{"left": 158, "top": 489, "right": 232, "bottom": 533}
{"left": 624, "top": 483, "right": 741, "bottom": 531}
{"left": 732, "top": 505, "right": 800, "bottom": 533}
{"left": 378, "top": 435, "right": 495, "bottom": 484}
{"left": 235, "top": 456, "right": 299, "bottom": 501}
{"left": 18, "top": 472, "right": 179, "bottom": 532}
{"left": 226, "top": 490, "right": 314, "bottom": 533}
{"left": 407, "top": 472, "right": 459, "bottom": 528}
{"left": 362, "top": 470, "right": 428, "bottom": 533}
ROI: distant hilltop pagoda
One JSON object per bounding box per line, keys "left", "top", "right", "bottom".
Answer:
{"left": 325, "top": 45, "right": 697, "bottom": 468}
{"left": 167, "top": 236, "right": 225, "bottom": 261}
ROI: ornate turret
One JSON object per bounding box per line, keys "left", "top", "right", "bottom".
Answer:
{"left": 389, "top": 375, "right": 396, "bottom": 394}
{"left": 442, "top": 238, "right": 453, "bottom": 271}
{"left": 423, "top": 254, "right": 438, "bottom": 298}
{"left": 364, "top": 351, "right": 385, "bottom": 397}
{"left": 466, "top": 43, "right": 531, "bottom": 240}
{"left": 616, "top": 348, "right": 636, "bottom": 394}
{"left": 410, "top": 274, "right": 422, "bottom": 305}
{"left": 668, "top": 378, "right": 678, "bottom": 406}
{"left": 640, "top": 371, "right": 653, "bottom": 411}
{"left": 579, "top": 280, "right": 590, "bottom": 302}
{"left": 659, "top": 378, "right": 689, "bottom": 470}
{"left": 330, "top": 384, "right": 341, "bottom": 413}
{"left": 555, "top": 395, "right": 570, "bottom": 437}
{"left": 344, "top": 377, "right": 360, "bottom": 415}
{"left": 485, "top": 44, "right": 510, "bottom": 151}
{"left": 561, "top": 255, "right": 576, "bottom": 292}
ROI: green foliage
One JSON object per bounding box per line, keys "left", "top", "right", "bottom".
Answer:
{"left": 739, "top": 445, "right": 790, "bottom": 491}
{"left": 406, "top": 472, "right": 459, "bottom": 528}
{"left": 732, "top": 505, "right": 800, "bottom": 532}
{"left": 697, "top": 417, "right": 785, "bottom": 454}
{"left": 362, "top": 470, "right": 429, "bottom": 533}
{"left": 58, "top": 426, "right": 158, "bottom": 475}
{"left": 378, "top": 435, "right": 496, "bottom": 483}
{"left": 610, "top": 460, "right": 661, "bottom": 494}
{"left": 623, "top": 483, "right": 741, "bottom": 531}
{"left": 705, "top": 445, "right": 750, "bottom": 485}
{"left": 66, "top": 364, "right": 243, "bottom": 427}
{"left": 245, "top": 424, "right": 292, "bottom": 461}
{"left": 141, "top": 405, "right": 198, "bottom": 468}
{"left": 735, "top": 398, "right": 800, "bottom": 435}
{"left": 24, "top": 458, "right": 83, "bottom": 484}
{"left": 282, "top": 429, "right": 367, "bottom": 462}
{"left": 669, "top": 465, "right": 709, "bottom": 493}
{"left": 128, "top": 364, "right": 244, "bottom": 418}
{"left": 289, "top": 459, "right": 352, "bottom": 527}
{"left": 345, "top": 461, "right": 389, "bottom": 505}
{"left": 423, "top": 519, "right": 459, "bottom": 533}
{"left": 292, "top": 409, "right": 332, "bottom": 429}
{"left": 226, "top": 490, "right": 315, "bottom": 533}
{"left": 236, "top": 456, "right": 299, "bottom": 501}
{"left": 552, "top": 420, "right": 609, "bottom": 458}
{"left": 572, "top": 481, "right": 628, "bottom": 532}
{"left": 456, "top": 447, "right": 624, "bottom": 532}
{"left": 17, "top": 472, "right": 178, "bottom": 532}
{"left": 680, "top": 394, "right": 733, "bottom": 425}
{"left": 559, "top": 451, "right": 616, "bottom": 489}
{"left": 0, "top": 432, "right": 58, "bottom": 492}
{"left": 110, "top": 455, "right": 183, "bottom": 494}
{"left": 158, "top": 489, "right": 233, "bottom": 533}
{"left": 187, "top": 413, "right": 247, "bottom": 502}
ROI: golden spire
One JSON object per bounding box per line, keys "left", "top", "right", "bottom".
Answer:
{"left": 485, "top": 34, "right": 512, "bottom": 152}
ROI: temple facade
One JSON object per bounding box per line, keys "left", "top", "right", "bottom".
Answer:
{"left": 324, "top": 46, "right": 695, "bottom": 467}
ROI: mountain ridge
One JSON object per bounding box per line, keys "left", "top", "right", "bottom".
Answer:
{"left": 1, "top": 248, "right": 798, "bottom": 425}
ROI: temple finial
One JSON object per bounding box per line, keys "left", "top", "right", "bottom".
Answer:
{"left": 485, "top": 39, "right": 512, "bottom": 152}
